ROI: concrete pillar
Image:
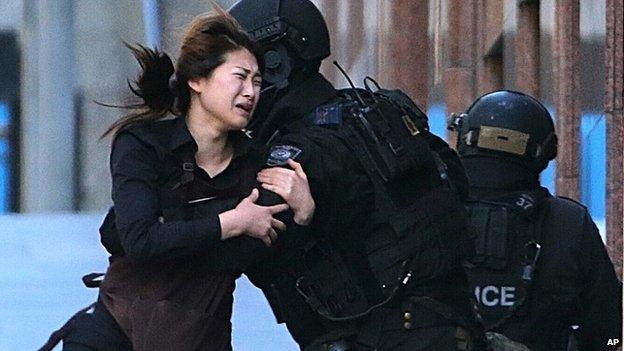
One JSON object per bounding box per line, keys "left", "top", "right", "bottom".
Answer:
{"left": 160, "top": 0, "right": 212, "bottom": 56}
{"left": 605, "top": 0, "right": 623, "bottom": 278}
{"left": 377, "top": 0, "right": 429, "bottom": 109}
{"left": 20, "top": 0, "right": 76, "bottom": 212}
{"left": 553, "top": 0, "right": 580, "bottom": 200}
{"left": 73, "top": 1, "right": 145, "bottom": 211}
{"left": 445, "top": 0, "right": 477, "bottom": 144}
{"left": 516, "top": 0, "right": 540, "bottom": 97}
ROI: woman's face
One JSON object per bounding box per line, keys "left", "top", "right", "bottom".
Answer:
{"left": 188, "top": 48, "right": 262, "bottom": 132}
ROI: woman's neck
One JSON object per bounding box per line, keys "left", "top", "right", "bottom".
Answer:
{"left": 186, "top": 111, "right": 233, "bottom": 177}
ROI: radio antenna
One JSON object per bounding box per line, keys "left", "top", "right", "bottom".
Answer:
{"left": 333, "top": 61, "right": 366, "bottom": 106}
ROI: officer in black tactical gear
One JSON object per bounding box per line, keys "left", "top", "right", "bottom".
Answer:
{"left": 230, "top": 1, "right": 484, "bottom": 350}
{"left": 450, "top": 90, "right": 622, "bottom": 351}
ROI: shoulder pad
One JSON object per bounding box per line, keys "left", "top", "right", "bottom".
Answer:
{"left": 468, "top": 190, "right": 547, "bottom": 215}
{"left": 266, "top": 144, "right": 302, "bottom": 166}
{"left": 550, "top": 196, "right": 588, "bottom": 211}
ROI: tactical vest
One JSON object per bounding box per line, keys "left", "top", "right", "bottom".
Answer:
{"left": 464, "top": 189, "right": 550, "bottom": 331}
{"left": 273, "top": 81, "right": 474, "bottom": 323}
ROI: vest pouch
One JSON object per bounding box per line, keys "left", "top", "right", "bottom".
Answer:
{"left": 296, "top": 239, "right": 371, "bottom": 320}
{"left": 393, "top": 187, "right": 473, "bottom": 282}
{"left": 468, "top": 205, "right": 509, "bottom": 270}
{"left": 339, "top": 94, "right": 434, "bottom": 184}
{"left": 465, "top": 190, "right": 549, "bottom": 331}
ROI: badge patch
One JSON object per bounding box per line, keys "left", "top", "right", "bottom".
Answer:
{"left": 266, "top": 145, "right": 302, "bottom": 166}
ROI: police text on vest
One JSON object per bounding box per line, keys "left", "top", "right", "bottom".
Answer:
{"left": 474, "top": 285, "right": 516, "bottom": 307}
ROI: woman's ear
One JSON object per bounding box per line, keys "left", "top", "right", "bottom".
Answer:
{"left": 187, "top": 78, "right": 203, "bottom": 94}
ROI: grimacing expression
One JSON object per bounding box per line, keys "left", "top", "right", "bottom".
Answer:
{"left": 188, "top": 49, "right": 262, "bottom": 132}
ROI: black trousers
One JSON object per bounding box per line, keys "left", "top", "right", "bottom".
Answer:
{"left": 61, "top": 300, "right": 132, "bottom": 351}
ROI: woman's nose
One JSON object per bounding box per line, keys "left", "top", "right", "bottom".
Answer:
{"left": 242, "top": 79, "right": 255, "bottom": 99}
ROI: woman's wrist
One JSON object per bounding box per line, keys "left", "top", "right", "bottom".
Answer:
{"left": 293, "top": 200, "right": 315, "bottom": 226}
{"left": 218, "top": 209, "right": 243, "bottom": 240}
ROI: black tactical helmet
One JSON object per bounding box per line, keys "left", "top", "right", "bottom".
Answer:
{"left": 452, "top": 90, "right": 557, "bottom": 172}
{"left": 229, "top": 0, "right": 330, "bottom": 86}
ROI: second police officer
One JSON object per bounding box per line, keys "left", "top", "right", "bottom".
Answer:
{"left": 450, "top": 90, "right": 622, "bottom": 351}
{"left": 230, "top": 1, "right": 484, "bottom": 350}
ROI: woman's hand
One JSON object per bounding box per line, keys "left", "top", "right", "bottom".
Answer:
{"left": 219, "top": 188, "right": 288, "bottom": 246}
{"left": 256, "top": 159, "right": 316, "bottom": 226}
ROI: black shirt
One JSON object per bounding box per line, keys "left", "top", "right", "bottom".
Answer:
{"left": 109, "top": 116, "right": 266, "bottom": 262}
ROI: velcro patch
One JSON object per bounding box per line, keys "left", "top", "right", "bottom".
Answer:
{"left": 266, "top": 145, "right": 302, "bottom": 166}
{"left": 313, "top": 104, "right": 343, "bottom": 126}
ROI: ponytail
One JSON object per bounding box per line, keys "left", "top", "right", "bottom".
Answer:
{"left": 101, "top": 44, "right": 179, "bottom": 138}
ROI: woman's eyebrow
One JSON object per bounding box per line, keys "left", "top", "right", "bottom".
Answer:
{"left": 234, "top": 66, "right": 261, "bottom": 77}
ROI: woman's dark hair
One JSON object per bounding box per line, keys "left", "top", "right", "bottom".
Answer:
{"left": 102, "top": 6, "right": 264, "bottom": 137}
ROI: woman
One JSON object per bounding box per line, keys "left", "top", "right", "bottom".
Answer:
{"left": 61, "top": 8, "right": 315, "bottom": 351}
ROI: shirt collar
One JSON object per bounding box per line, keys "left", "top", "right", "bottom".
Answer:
{"left": 168, "top": 116, "right": 253, "bottom": 159}
{"left": 168, "top": 116, "right": 195, "bottom": 152}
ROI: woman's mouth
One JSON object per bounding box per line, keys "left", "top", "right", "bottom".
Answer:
{"left": 235, "top": 102, "right": 253, "bottom": 116}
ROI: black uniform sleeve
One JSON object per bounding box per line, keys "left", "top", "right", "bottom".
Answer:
{"left": 110, "top": 132, "right": 222, "bottom": 262}
{"left": 245, "top": 131, "right": 338, "bottom": 346}
{"left": 576, "top": 211, "right": 622, "bottom": 351}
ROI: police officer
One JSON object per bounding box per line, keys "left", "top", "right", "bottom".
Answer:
{"left": 451, "top": 90, "right": 622, "bottom": 350}
{"left": 229, "top": 1, "right": 483, "bottom": 350}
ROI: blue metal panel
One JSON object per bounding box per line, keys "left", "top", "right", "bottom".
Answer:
{"left": 580, "top": 113, "right": 606, "bottom": 223}
{"left": 142, "top": 0, "right": 162, "bottom": 49}
{"left": 427, "top": 103, "right": 448, "bottom": 139}
{"left": 0, "top": 102, "right": 9, "bottom": 213}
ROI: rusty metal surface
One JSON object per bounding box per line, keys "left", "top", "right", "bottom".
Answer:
{"left": 445, "top": 0, "right": 477, "bottom": 144}
{"left": 377, "top": 0, "right": 429, "bottom": 109}
{"left": 605, "top": 0, "right": 623, "bottom": 278}
{"left": 476, "top": 0, "right": 503, "bottom": 95}
{"left": 553, "top": 0, "right": 581, "bottom": 201}
{"left": 515, "top": 0, "right": 540, "bottom": 97}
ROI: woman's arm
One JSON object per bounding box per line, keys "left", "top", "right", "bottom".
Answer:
{"left": 111, "top": 132, "right": 286, "bottom": 262}
{"left": 111, "top": 132, "right": 223, "bottom": 262}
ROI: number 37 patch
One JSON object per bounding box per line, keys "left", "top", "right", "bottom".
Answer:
{"left": 266, "top": 145, "right": 302, "bottom": 166}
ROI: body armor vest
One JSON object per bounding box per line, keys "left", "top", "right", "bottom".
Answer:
{"left": 464, "top": 189, "right": 549, "bottom": 330}
{"left": 279, "top": 83, "right": 474, "bottom": 322}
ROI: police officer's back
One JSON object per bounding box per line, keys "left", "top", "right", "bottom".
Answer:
{"left": 230, "top": 1, "right": 482, "bottom": 350}
{"left": 452, "top": 90, "right": 622, "bottom": 351}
